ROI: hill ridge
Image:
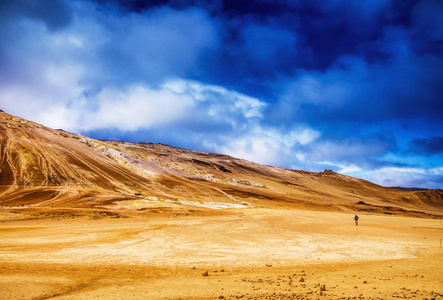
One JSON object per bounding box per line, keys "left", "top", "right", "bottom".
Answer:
{"left": 0, "top": 111, "right": 442, "bottom": 218}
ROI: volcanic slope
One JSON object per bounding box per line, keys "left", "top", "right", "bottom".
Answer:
{"left": 0, "top": 111, "right": 441, "bottom": 217}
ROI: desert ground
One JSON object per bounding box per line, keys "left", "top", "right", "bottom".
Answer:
{"left": 1, "top": 112, "right": 442, "bottom": 299}
{"left": 1, "top": 206, "right": 442, "bottom": 300}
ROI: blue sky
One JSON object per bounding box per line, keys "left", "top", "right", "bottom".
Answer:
{"left": 0, "top": 0, "right": 442, "bottom": 189}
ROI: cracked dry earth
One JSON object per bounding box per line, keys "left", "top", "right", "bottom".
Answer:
{"left": 0, "top": 207, "right": 442, "bottom": 299}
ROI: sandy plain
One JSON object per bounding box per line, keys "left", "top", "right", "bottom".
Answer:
{"left": 0, "top": 206, "right": 442, "bottom": 300}
{"left": 1, "top": 112, "right": 443, "bottom": 299}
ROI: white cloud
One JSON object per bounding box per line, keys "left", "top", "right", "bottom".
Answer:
{"left": 286, "top": 128, "right": 321, "bottom": 146}
{"left": 0, "top": 2, "right": 219, "bottom": 125}
{"left": 219, "top": 126, "right": 321, "bottom": 167}
{"left": 336, "top": 164, "right": 363, "bottom": 174}
{"left": 0, "top": 2, "right": 264, "bottom": 135}
{"left": 365, "top": 167, "right": 443, "bottom": 189}
{"left": 76, "top": 84, "right": 196, "bottom": 131}
{"left": 429, "top": 167, "right": 443, "bottom": 176}
{"left": 2, "top": 0, "right": 440, "bottom": 192}
{"left": 164, "top": 79, "right": 266, "bottom": 119}
{"left": 220, "top": 132, "right": 283, "bottom": 166}
{"left": 74, "top": 79, "right": 267, "bottom": 132}
{"left": 315, "top": 160, "right": 362, "bottom": 174}
{"left": 0, "top": 74, "right": 269, "bottom": 133}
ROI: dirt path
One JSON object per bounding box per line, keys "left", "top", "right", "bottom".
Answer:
{"left": 0, "top": 208, "right": 442, "bottom": 299}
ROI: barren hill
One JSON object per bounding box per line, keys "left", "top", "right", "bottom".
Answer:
{"left": 0, "top": 111, "right": 442, "bottom": 217}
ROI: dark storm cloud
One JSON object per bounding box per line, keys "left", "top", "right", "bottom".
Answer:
{"left": 0, "top": 0, "right": 73, "bottom": 30}
{"left": 266, "top": 0, "right": 443, "bottom": 139}
{"left": 219, "top": 17, "right": 298, "bottom": 80}
{"left": 97, "top": 0, "right": 411, "bottom": 89}
{"left": 411, "top": 136, "right": 443, "bottom": 155}
{"left": 94, "top": 5, "right": 219, "bottom": 86}
{"left": 272, "top": 52, "right": 443, "bottom": 126}
{"left": 0, "top": 0, "right": 219, "bottom": 88}
{"left": 93, "top": 0, "right": 223, "bottom": 12}
{"left": 1, "top": 0, "right": 442, "bottom": 188}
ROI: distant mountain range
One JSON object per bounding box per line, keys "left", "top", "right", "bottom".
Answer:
{"left": 1, "top": 111, "right": 442, "bottom": 218}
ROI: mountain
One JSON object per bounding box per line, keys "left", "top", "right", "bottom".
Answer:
{"left": 0, "top": 111, "right": 442, "bottom": 217}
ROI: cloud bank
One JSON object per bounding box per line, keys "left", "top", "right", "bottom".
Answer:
{"left": 0, "top": 0, "right": 442, "bottom": 189}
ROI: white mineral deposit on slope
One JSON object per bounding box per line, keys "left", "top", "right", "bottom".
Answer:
{"left": 0, "top": 111, "right": 442, "bottom": 300}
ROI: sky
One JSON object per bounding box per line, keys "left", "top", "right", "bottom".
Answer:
{"left": 0, "top": 0, "right": 442, "bottom": 189}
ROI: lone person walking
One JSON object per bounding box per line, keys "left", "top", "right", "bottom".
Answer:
{"left": 354, "top": 214, "right": 359, "bottom": 226}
